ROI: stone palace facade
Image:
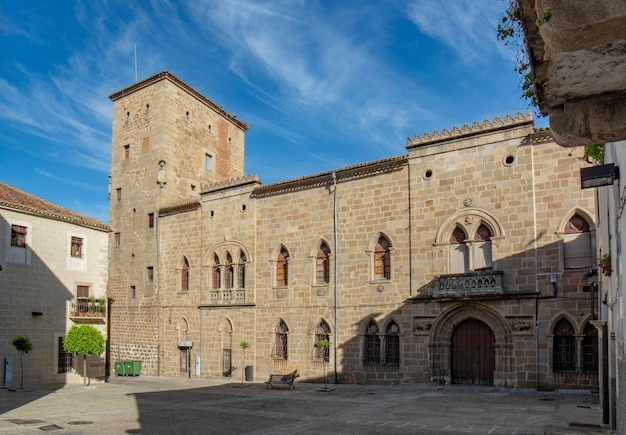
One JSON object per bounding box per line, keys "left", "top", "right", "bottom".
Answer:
{"left": 107, "top": 71, "right": 599, "bottom": 388}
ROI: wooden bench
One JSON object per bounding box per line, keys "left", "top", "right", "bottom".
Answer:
{"left": 265, "top": 373, "right": 297, "bottom": 390}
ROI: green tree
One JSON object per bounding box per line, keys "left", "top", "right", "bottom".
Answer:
{"left": 63, "top": 325, "right": 105, "bottom": 387}
{"left": 11, "top": 336, "right": 33, "bottom": 389}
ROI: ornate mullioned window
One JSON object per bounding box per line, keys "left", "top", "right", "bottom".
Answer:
{"left": 363, "top": 320, "right": 381, "bottom": 365}
{"left": 553, "top": 318, "right": 575, "bottom": 372}
{"left": 212, "top": 254, "right": 221, "bottom": 289}
{"left": 313, "top": 320, "right": 331, "bottom": 362}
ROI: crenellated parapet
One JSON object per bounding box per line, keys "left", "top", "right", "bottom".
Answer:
{"left": 406, "top": 112, "right": 533, "bottom": 148}
{"left": 202, "top": 174, "right": 260, "bottom": 194}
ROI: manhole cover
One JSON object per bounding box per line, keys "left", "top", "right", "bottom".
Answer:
{"left": 68, "top": 421, "right": 94, "bottom": 425}
{"left": 39, "top": 424, "right": 63, "bottom": 431}
{"left": 6, "top": 419, "right": 45, "bottom": 425}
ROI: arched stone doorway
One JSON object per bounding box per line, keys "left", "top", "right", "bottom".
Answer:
{"left": 429, "top": 302, "right": 513, "bottom": 387}
{"left": 451, "top": 319, "right": 495, "bottom": 385}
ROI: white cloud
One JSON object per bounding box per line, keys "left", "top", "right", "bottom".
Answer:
{"left": 406, "top": 0, "right": 509, "bottom": 61}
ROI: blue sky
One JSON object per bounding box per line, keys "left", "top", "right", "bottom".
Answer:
{"left": 0, "top": 1, "right": 542, "bottom": 224}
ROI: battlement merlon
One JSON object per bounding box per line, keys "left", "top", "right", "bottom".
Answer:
{"left": 406, "top": 112, "right": 534, "bottom": 151}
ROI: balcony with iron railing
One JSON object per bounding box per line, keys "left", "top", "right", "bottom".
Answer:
{"left": 434, "top": 270, "right": 504, "bottom": 299}
{"left": 70, "top": 297, "right": 106, "bottom": 322}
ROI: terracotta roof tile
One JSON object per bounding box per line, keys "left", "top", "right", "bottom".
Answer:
{"left": 0, "top": 182, "right": 109, "bottom": 231}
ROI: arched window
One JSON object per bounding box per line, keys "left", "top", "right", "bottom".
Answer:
{"left": 374, "top": 235, "right": 391, "bottom": 280}
{"left": 273, "top": 320, "right": 288, "bottom": 360}
{"left": 238, "top": 252, "right": 246, "bottom": 288}
{"left": 449, "top": 227, "right": 469, "bottom": 274}
{"left": 385, "top": 321, "right": 400, "bottom": 365}
{"left": 553, "top": 319, "right": 575, "bottom": 372}
{"left": 582, "top": 322, "right": 598, "bottom": 373}
{"left": 313, "top": 320, "right": 331, "bottom": 362}
{"left": 363, "top": 320, "right": 380, "bottom": 365}
{"left": 564, "top": 214, "right": 593, "bottom": 269}
{"left": 473, "top": 224, "right": 493, "bottom": 270}
{"left": 212, "top": 254, "right": 221, "bottom": 289}
{"left": 181, "top": 256, "right": 190, "bottom": 292}
{"left": 225, "top": 252, "right": 234, "bottom": 289}
{"left": 316, "top": 242, "right": 330, "bottom": 284}
{"left": 277, "top": 246, "right": 289, "bottom": 286}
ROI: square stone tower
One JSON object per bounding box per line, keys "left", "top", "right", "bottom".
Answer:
{"left": 107, "top": 71, "right": 247, "bottom": 372}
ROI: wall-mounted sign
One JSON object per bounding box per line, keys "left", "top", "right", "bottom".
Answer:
{"left": 178, "top": 341, "right": 193, "bottom": 348}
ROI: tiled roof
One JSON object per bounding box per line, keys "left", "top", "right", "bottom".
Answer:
{"left": 0, "top": 182, "right": 110, "bottom": 231}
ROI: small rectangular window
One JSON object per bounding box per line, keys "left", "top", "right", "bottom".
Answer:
{"left": 148, "top": 213, "right": 155, "bottom": 228}
{"left": 11, "top": 225, "right": 27, "bottom": 247}
{"left": 147, "top": 266, "right": 154, "bottom": 283}
{"left": 114, "top": 232, "right": 121, "bottom": 246}
{"left": 205, "top": 153, "right": 213, "bottom": 171}
{"left": 130, "top": 286, "right": 136, "bottom": 299}
{"left": 71, "top": 236, "right": 83, "bottom": 258}
{"left": 116, "top": 188, "right": 122, "bottom": 202}
{"left": 123, "top": 144, "right": 130, "bottom": 159}
{"left": 77, "top": 285, "right": 90, "bottom": 299}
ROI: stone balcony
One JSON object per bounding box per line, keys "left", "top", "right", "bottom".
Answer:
{"left": 209, "top": 288, "right": 246, "bottom": 304}
{"left": 434, "top": 270, "right": 504, "bottom": 299}
{"left": 70, "top": 298, "right": 106, "bottom": 322}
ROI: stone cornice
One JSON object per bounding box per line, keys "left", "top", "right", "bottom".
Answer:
{"left": 251, "top": 155, "right": 407, "bottom": 198}
{"left": 108, "top": 71, "right": 248, "bottom": 131}
{"left": 158, "top": 200, "right": 201, "bottom": 217}
{"left": 406, "top": 112, "right": 533, "bottom": 149}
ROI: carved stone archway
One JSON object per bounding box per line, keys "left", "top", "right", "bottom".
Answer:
{"left": 429, "top": 302, "right": 513, "bottom": 387}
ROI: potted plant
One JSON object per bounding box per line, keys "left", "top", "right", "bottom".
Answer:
{"left": 239, "top": 341, "right": 250, "bottom": 387}
{"left": 98, "top": 298, "right": 106, "bottom": 317}
{"left": 314, "top": 338, "right": 333, "bottom": 391}
{"left": 599, "top": 253, "right": 611, "bottom": 276}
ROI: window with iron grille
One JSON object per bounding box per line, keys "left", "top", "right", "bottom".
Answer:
{"left": 314, "top": 320, "right": 331, "bottom": 362}
{"left": 374, "top": 236, "right": 391, "bottom": 280}
{"left": 553, "top": 319, "right": 575, "bottom": 372}
{"left": 363, "top": 320, "right": 381, "bottom": 365}
{"left": 70, "top": 236, "right": 83, "bottom": 258}
{"left": 276, "top": 246, "right": 289, "bottom": 286}
{"left": 385, "top": 321, "right": 400, "bottom": 365}
{"left": 582, "top": 322, "right": 598, "bottom": 372}
{"left": 58, "top": 337, "right": 73, "bottom": 373}
{"left": 11, "top": 225, "right": 27, "bottom": 247}
{"left": 181, "top": 256, "right": 190, "bottom": 291}
{"left": 316, "top": 242, "right": 330, "bottom": 284}
{"left": 273, "top": 319, "right": 289, "bottom": 360}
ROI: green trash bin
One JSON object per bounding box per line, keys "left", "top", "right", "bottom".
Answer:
{"left": 114, "top": 361, "right": 126, "bottom": 376}
{"left": 124, "top": 360, "right": 142, "bottom": 376}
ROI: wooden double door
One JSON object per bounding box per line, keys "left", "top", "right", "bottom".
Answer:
{"left": 451, "top": 319, "right": 495, "bottom": 385}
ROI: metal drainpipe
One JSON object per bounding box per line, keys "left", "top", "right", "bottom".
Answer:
{"left": 156, "top": 211, "right": 161, "bottom": 377}
{"left": 531, "top": 139, "right": 539, "bottom": 390}
{"left": 332, "top": 172, "right": 339, "bottom": 384}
